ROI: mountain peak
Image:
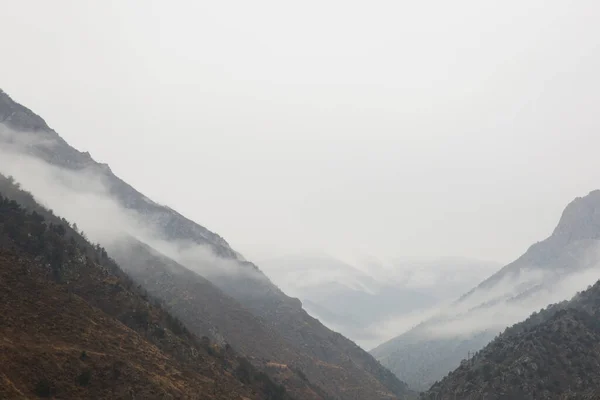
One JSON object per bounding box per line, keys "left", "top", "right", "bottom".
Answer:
{"left": 0, "top": 89, "right": 50, "bottom": 133}
{"left": 552, "top": 190, "right": 600, "bottom": 241}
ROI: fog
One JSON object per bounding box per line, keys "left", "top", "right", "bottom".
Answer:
{"left": 373, "top": 258, "right": 600, "bottom": 345}
{"left": 3, "top": 119, "right": 600, "bottom": 356}
{"left": 3, "top": 2, "right": 600, "bottom": 356}
{"left": 259, "top": 253, "right": 500, "bottom": 348}
{"left": 0, "top": 127, "right": 263, "bottom": 282}
{"left": 3, "top": 122, "right": 600, "bottom": 350}
{"left": 2, "top": 1, "right": 600, "bottom": 266}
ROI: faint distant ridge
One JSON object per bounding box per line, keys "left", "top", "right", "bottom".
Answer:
{"left": 260, "top": 253, "right": 499, "bottom": 349}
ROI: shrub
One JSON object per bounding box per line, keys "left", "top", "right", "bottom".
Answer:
{"left": 76, "top": 369, "right": 92, "bottom": 386}
{"left": 34, "top": 379, "right": 54, "bottom": 397}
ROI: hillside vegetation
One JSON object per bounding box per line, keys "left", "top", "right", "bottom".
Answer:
{"left": 0, "top": 175, "right": 291, "bottom": 399}
{"left": 0, "top": 87, "right": 413, "bottom": 400}
{"left": 423, "top": 280, "right": 600, "bottom": 399}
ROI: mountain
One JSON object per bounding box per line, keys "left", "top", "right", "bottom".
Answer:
{"left": 371, "top": 190, "right": 600, "bottom": 390}
{"left": 0, "top": 89, "right": 237, "bottom": 259}
{"left": 0, "top": 178, "right": 289, "bottom": 400}
{"left": 260, "top": 254, "right": 498, "bottom": 348}
{"left": 423, "top": 279, "right": 600, "bottom": 400}
{"left": 106, "top": 238, "right": 343, "bottom": 400}
{"left": 0, "top": 89, "right": 413, "bottom": 399}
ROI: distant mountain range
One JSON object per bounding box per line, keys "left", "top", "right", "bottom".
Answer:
{"left": 0, "top": 89, "right": 413, "bottom": 400}
{"left": 371, "top": 189, "right": 600, "bottom": 391}
{"left": 260, "top": 254, "right": 499, "bottom": 348}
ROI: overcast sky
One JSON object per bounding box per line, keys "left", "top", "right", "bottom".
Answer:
{"left": 1, "top": 1, "right": 600, "bottom": 266}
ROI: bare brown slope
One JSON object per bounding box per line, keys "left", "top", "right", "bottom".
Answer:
{"left": 0, "top": 187, "right": 291, "bottom": 400}
{"left": 0, "top": 253, "right": 236, "bottom": 400}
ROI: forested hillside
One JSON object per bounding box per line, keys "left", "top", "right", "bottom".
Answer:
{"left": 423, "top": 280, "right": 600, "bottom": 399}
{"left": 0, "top": 175, "right": 290, "bottom": 399}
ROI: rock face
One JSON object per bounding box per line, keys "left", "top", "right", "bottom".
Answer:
{"left": 422, "top": 280, "right": 600, "bottom": 400}
{"left": 371, "top": 190, "right": 600, "bottom": 391}
{"left": 0, "top": 89, "right": 413, "bottom": 400}
{"left": 0, "top": 89, "right": 52, "bottom": 132}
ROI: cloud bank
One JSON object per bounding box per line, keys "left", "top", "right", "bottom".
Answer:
{"left": 0, "top": 124, "right": 263, "bottom": 282}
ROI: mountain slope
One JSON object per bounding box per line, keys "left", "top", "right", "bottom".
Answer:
{"left": 371, "top": 191, "right": 600, "bottom": 390}
{"left": 0, "top": 89, "right": 236, "bottom": 259}
{"left": 0, "top": 182, "right": 290, "bottom": 400}
{"left": 107, "top": 238, "right": 333, "bottom": 400}
{"left": 0, "top": 89, "right": 412, "bottom": 399}
{"left": 423, "top": 279, "right": 600, "bottom": 399}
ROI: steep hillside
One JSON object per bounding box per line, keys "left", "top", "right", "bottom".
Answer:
{"left": 0, "top": 182, "right": 290, "bottom": 399}
{"left": 371, "top": 191, "right": 600, "bottom": 390}
{"left": 0, "top": 89, "right": 412, "bottom": 400}
{"left": 107, "top": 238, "right": 331, "bottom": 400}
{"left": 423, "top": 280, "right": 600, "bottom": 400}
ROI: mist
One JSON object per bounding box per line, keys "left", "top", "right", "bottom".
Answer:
{"left": 3, "top": 122, "right": 600, "bottom": 355}
{"left": 5, "top": 3, "right": 600, "bottom": 398}
{"left": 372, "top": 259, "right": 600, "bottom": 346}
{"left": 0, "top": 126, "right": 264, "bottom": 283}
{"left": 259, "top": 253, "right": 501, "bottom": 348}
{"left": 3, "top": 1, "right": 600, "bottom": 265}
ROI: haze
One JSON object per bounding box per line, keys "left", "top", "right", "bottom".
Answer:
{"left": 2, "top": 1, "right": 600, "bottom": 266}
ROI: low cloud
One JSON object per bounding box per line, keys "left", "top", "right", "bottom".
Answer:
{"left": 0, "top": 125, "right": 263, "bottom": 283}
{"left": 260, "top": 253, "right": 503, "bottom": 348}
{"left": 427, "top": 267, "right": 600, "bottom": 337}
{"left": 415, "top": 262, "right": 600, "bottom": 340}
{"left": 365, "top": 251, "right": 600, "bottom": 351}
{"left": 0, "top": 124, "right": 58, "bottom": 150}
{"left": 3, "top": 123, "right": 598, "bottom": 354}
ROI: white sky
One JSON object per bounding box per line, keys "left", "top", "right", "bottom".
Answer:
{"left": 1, "top": 0, "right": 600, "bottom": 265}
